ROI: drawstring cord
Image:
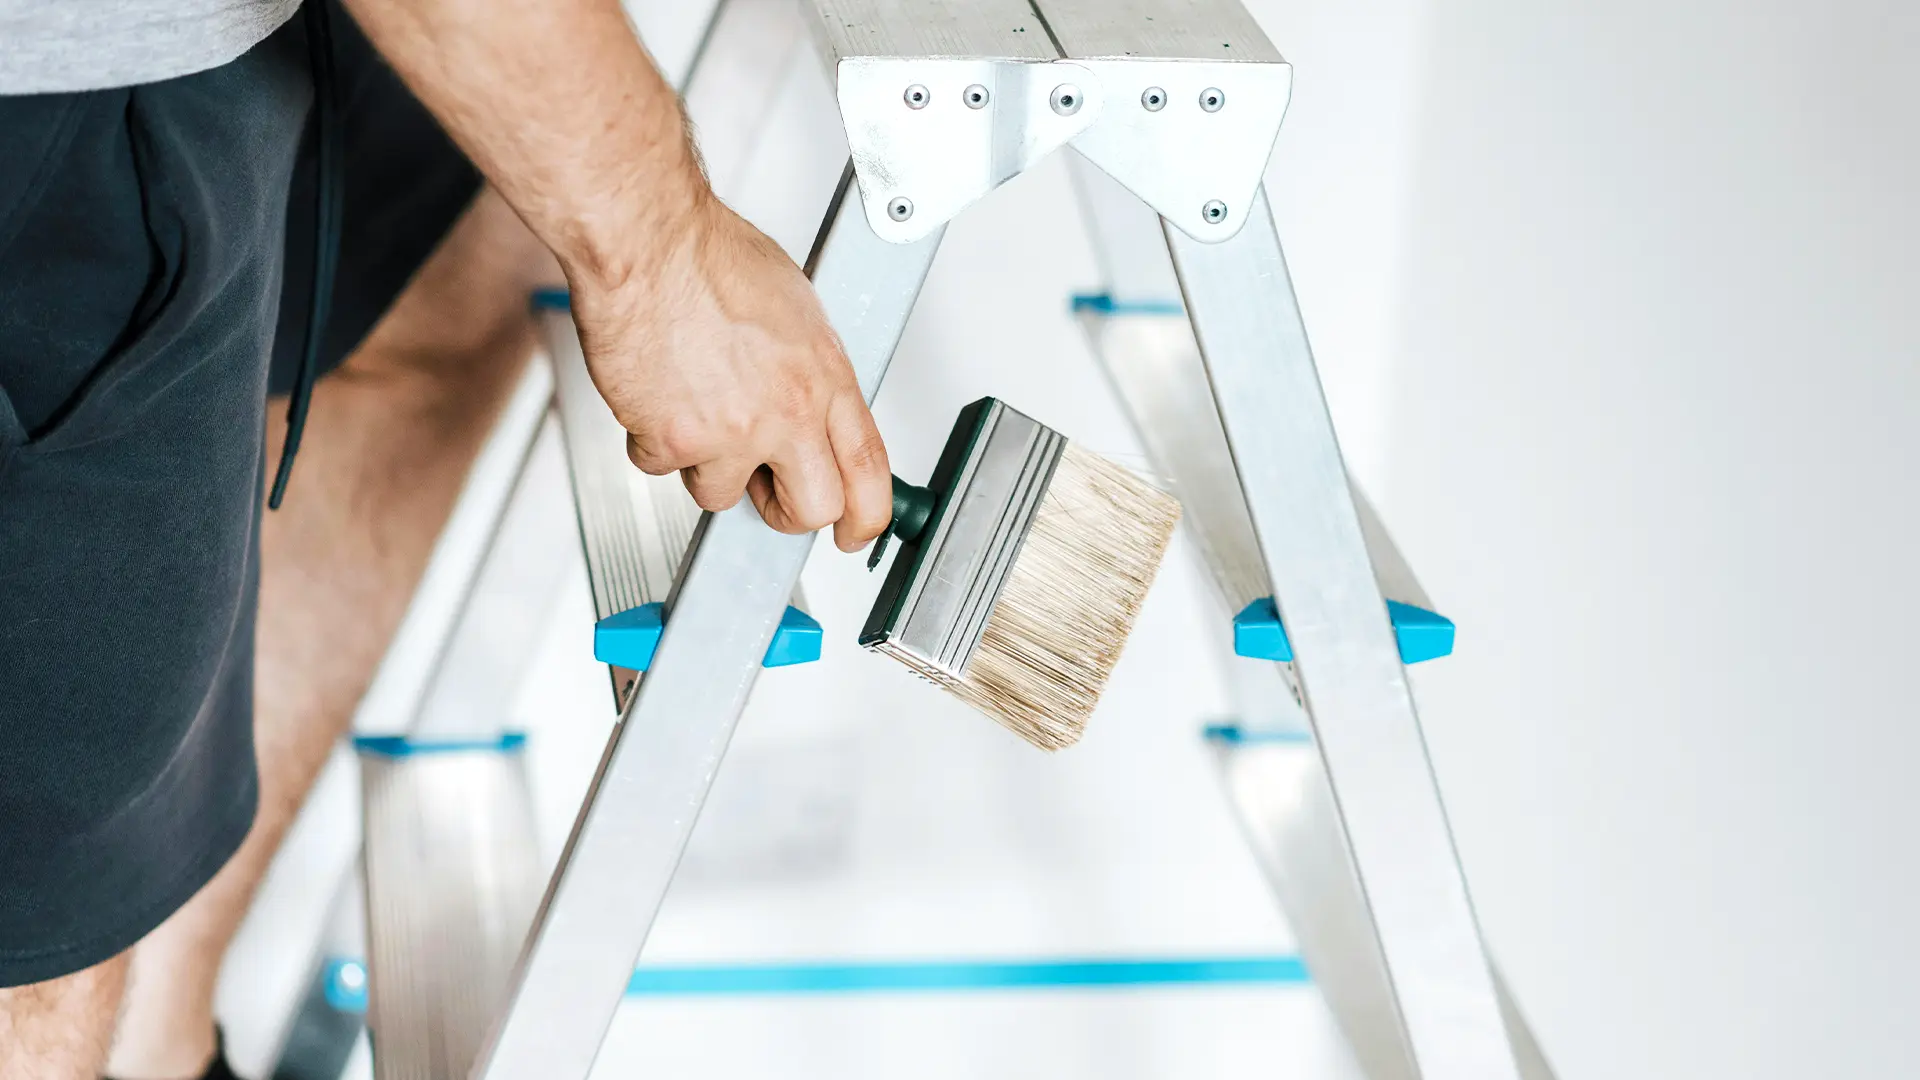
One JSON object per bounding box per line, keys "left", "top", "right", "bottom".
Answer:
{"left": 270, "top": 0, "right": 343, "bottom": 509}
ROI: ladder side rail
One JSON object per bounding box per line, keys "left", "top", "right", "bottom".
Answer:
{"left": 552, "top": 0, "right": 829, "bottom": 708}
{"left": 1065, "top": 149, "right": 1439, "bottom": 678}
{"left": 283, "top": 4, "right": 803, "bottom": 1072}
{"left": 409, "top": 412, "right": 576, "bottom": 738}
{"left": 226, "top": 362, "right": 553, "bottom": 1080}
{"left": 1068, "top": 135, "right": 1536, "bottom": 1080}
{"left": 471, "top": 169, "right": 944, "bottom": 1080}
{"left": 683, "top": 0, "right": 810, "bottom": 196}
{"left": 1221, "top": 740, "right": 1558, "bottom": 1080}
{"left": 601, "top": 0, "right": 816, "bottom": 611}
{"left": 653, "top": 0, "right": 824, "bottom": 610}
{"left": 260, "top": 423, "right": 568, "bottom": 1080}
{"left": 1066, "top": 152, "right": 1272, "bottom": 618}
{"left": 1167, "top": 186, "right": 1521, "bottom": 1080}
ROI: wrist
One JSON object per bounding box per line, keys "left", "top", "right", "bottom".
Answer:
{"left": 544, "top": 104, "right": 715, "bottom": 294}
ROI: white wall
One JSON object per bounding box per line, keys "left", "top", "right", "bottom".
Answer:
{"left": 1365, "top": 2, "right": 1920, "bottom": 1078}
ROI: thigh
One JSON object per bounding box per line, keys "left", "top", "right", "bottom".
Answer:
{"left": 0, "top": 28, "right": 309, "bottom": 988}
{"left": 269, "top": 0, "right": 490, "bottom": 396}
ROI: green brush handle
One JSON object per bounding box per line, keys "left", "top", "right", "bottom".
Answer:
{"left": 868, "top": 475, "right": 939, "bottom": 571}
{"left": 891, "top": 475, "right": 938, "bottom": 544}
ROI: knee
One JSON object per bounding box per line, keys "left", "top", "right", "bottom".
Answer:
{"left": 347, "top": 188, "right": 559, "bottom": 385}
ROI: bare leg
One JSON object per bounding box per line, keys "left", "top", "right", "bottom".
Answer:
{"left": 105, "top": 188, "right": 557, "bottom": 1080}
{"left": 0, "top": 956, "right": 129, "bottom": 1080}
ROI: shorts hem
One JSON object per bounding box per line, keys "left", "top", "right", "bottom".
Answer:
{"left": 0, "top": 777, "right": 257, "bottom": 989}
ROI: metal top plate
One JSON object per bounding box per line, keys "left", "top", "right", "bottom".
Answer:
{"left": 1035, "top": 0, "right": 1282, "bottom": 63}
{"left": 809, "top": 0, "right": 1059, "bottom": 61}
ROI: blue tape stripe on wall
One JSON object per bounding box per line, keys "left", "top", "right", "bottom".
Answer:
{"left": 322, "top": 956, "right": 1310, "bottom": 1013}
{"left": 624, "top": 957, "right": 1310, "bottom": 996}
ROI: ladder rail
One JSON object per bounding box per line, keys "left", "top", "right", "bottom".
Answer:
{"left": 471, "top": 170, "right": 946, "bottom": 1080}
{"left": 249, "top": 3, "right": 818, "bottom": 1077}
{"left": 1218, "top": 741, "right": 1558, "bottom": 1080}
{"left": 1168, "top": 187, "right": 1521, "bottom": 1080}
{"left": 356, "top": 416, "right": 570, "bottom": 1080}
{"left": 1070, "top": 145, "right": 1549, "bottom": 1077}
{"left": 240, "top": 364, "right": 559, "bottom": 1080}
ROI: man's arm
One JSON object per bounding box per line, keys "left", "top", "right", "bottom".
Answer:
{"left": 343, "top": 0, "right": 891, "bottom": 551}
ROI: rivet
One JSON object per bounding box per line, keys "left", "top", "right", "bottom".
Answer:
{"left": 1200, "top": 87, "right": 1226, "bottom": 112}
{"left": 964, "top": 84, "right": 990, "bottom": 109}
{"left": 888, "top": 197, "right": 915, "bottom": 221}
{"left": 1203, "top": 200, "right": 1228, "bottom": 223}
{"left": 1141, "top": 86, "right": 1167, "bottom": 112}
{"left": 1050, "top": 84, "right": 1083, "bottom": 115}
{"left": 904, "top": 84, "right": 930, "bottom": 109}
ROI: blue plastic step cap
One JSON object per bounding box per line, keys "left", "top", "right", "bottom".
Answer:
{"left": 351, "top": 732, "right": 528, "bottom": 757}
{"left": 1069, "top": 292, "right": 1186, "bottom": 316}
{"left": 529, "top": 287, "right": 571, "bottom": 312}
{"left": 1201, "top": 722, "right": 1312, "bottom": 746}
{"left": 1233, "top": 597, "right": 1455, "bottom": 665}
{"left": 594, "top": 602, "right": 823, "bottom": 671}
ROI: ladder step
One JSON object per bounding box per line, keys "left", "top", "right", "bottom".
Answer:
{"left": 358, "top": 737, "right": 541, "bottom": 1080}
{"left": 1232, "top": 597, "right": 1455, "bottom": 665}
{"left": 1202, "top": 723, "right": 1312, "bottom": 746}
{"left": 594, "top": 602, "right": 823, "bottom": 671}
{"left": 537, "top": 291, "right": 815, "bottom": 707}
{"left": 1070, "top": 282, "right": 1449, "bottom": 645}
{"left": 266, "top": 956, "right": 365, "bottom": 1080}
{"left": 1070, "top": 291, "right": 1185, "bottom": 316}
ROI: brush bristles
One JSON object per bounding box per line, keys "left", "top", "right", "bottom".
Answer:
{"left": 944, "top": 443, "right": 1179, "bottom": 750}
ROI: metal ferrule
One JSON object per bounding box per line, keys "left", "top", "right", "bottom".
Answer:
{"left": 860, "top": 398, "right": 1067, "bottom": 679}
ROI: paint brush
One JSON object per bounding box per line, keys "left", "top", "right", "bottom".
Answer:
{"left": 862, "top": 397, "right": 1180, "bottom": 750}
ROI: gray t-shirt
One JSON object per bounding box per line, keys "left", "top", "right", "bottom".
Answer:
{"left": 0, "top": 0, "right": 302, "bottom": 94}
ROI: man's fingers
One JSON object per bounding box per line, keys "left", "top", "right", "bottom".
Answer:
{"left": 679, "top": 458, "right": 758, "bottom": 512}
{"left": 746, "top": 440, "right": 844, "bottom": 534}
{"left": 627, "top": 431, "right": 683, "bottom": 476}
{"left": 825, "top": 392, "right": 891, "bottom": 552}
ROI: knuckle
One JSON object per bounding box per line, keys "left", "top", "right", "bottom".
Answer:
{"left": 849, "top": 504, "right": 890, "bottom": 538}
{"left": 840, "top": 429, "right": 889, "bottom": 477}
{"left": 790, "top": 508, "right": 835, "bottom": 533}
{"left": 626, "top": 437, "right": 675, "bottom": 475}
{"left": 654, "top": 415, "right": 709, "bottom": 463}
{"left": 771, "top": 482, "right": 838, "bottom": 534}
{"left": 720, "top": 404, "right": 755, "bottom": 442}
{"left": 690, "top": 486, "right": 737, "bottom": 512}
{"left": 758, "top": 500, "right": 798, "bottom": 533}
{"left": 771, "top": 372, "right": 817, "bottom": 423}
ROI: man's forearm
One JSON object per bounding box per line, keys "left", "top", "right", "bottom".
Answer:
{"left": 343, "top": 0, "right": 707, "bottom": 289}
{"left": 345, "top": 0, "right": 897, "bottom": 550}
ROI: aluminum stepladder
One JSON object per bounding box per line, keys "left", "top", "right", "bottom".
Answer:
{"left": 245, "top": 2, "right": 1557, "bottom": 1079}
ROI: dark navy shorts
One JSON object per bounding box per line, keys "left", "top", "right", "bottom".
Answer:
{"left": 0, "top": 2, "right": 480, "bottom": 986}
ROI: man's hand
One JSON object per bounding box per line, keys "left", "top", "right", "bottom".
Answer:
{"left": 342, "top": 0, "right": 892, "bottom": 552}
{"left": 571, "top": 194, "right": 891, "bottom": 551}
